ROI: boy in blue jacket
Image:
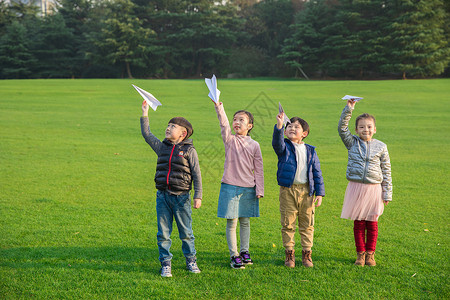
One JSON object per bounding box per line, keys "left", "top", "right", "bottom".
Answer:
{"left": 272, "top": 112, "right": 325, "bottom": 268}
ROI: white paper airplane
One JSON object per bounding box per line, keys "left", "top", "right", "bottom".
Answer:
{"left": 205, "top": 74, "right": 221, "bottom": 103}
{"left": 278, "top": 102, "right": 290, "bottom": 127}
{"left": 342, "top": 95, "right": 363, "bottom": 102}
{"left": 132, "top": 84, "right": 162, "bottom": 111}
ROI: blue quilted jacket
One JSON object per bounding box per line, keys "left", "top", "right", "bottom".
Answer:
{"left": 272, "top": 125, "right": 325, "bottom": 197}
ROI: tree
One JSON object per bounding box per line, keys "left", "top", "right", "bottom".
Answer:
{"left": 382, "top": 0, "right": 449, "bottom": 78}
{"left": 92, "top": 0, "right": 154, "bottom": 78}
{"left": 328, "top": 0, "right": 392, "bottom": 78}
{"left": 135, "top": 0, "right": 239, "bottom": 78}
{"left": 237, "top": 0, "right": 295, "bottom": 76}
{"left": 28, "top": 14, "right": 77, "bottom": 78}
{"left": 279, "top": 0, "right": 338, "bottom": 78}
{"left": 0, "top": 0, "right": 13, "bottom": 35}
{"left": 0, "top": 21, "right": 37, "bottom": 78}
{"left": 57, "top": 0, "right": 94, "bottom": 78}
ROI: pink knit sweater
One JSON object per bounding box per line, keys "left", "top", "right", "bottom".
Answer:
{"left": 215, "top": 103, "right": 264, "bottom": 197}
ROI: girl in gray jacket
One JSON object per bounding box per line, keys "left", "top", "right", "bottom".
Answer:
{"left": 338, "top": 99, "right": 392, "bottom": 267}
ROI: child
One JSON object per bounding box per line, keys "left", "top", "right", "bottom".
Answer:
{"left": 272, "top": 112, "right": 325, "bottom": 268}
{"left": 213, "top": 100, "right": 264, "bottom": 269}
{"left": 140, "top": 100, "right": 202, "bottom": 277}
{"left": 338, "top": 99, "right": 392, "bottom": 266}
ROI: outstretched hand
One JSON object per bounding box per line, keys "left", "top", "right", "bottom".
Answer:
{"left": 211, "top": 99, "right": 221, "bottom": 107}
{"left": 142, "top": 100, "right": 149, "bottom": 117}
{"left": 276, "top": 112, "right": 284, "bottom": 129}
{"left": 347, "top": 99, "right": 356, "bottom": 109}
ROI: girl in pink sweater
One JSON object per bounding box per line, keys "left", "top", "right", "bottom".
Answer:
{"left": 213, "top": 101, "right": 264, "bottom": 269}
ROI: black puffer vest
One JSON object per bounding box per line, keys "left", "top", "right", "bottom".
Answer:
{"left": 155, "top": 139, "right": 193, "bottom": 193}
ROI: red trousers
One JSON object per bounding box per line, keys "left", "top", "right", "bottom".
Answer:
{"left": 354, "top": 220, "right": 378, "bottom": 252}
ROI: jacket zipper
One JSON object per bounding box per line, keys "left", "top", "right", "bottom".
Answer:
{"left": 362, "top": 141, "right": 369, "bottom": 183}
{"left": 166, "top": 145, "right": 175, "bottom": 190}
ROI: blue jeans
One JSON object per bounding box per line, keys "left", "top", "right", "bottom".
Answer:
{"left": 156, "top": 190, "right": 196, "bottom": 263}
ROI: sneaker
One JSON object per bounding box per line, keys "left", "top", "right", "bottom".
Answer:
{"left": 230, "top": 255, "right": 245, "bottom": 269}
{"left": 240, "top": 251, "right": 253, "bottom": 265}
{"left": 186, "top": 257, "right": 201, "bottom": 273}
{"left": 160, "top": 261, "right": 172, "bottom": 277}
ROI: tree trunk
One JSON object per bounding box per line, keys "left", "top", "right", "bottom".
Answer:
{"left": 126, "top": 61, "right": 133, "bottom": 79}
{"left": 403, "top": 71, "right": 406, "bottom": 80}
{"left": 196, "top": 59, "right": 202, "bottom": 77}
{"left": 163, "top": 55, "right": 170, "bottom": 79}
{"left": 297, "top": 66, "right": 309, "bottom": 80}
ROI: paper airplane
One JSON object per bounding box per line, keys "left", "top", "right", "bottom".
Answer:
{"left": 205, "top": 75, "right": 221, "bottom": 103}
{"left": 342, "top": 95, "right": 363, "bottom": 102}
{"left": 278, "top": 102, "right": 290, "bottom": 127}
{"left": 132, "top": 84, "right": 162, "bottom": 111}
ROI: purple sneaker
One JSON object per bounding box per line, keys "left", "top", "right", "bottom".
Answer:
{"left": 230, "top": 255, "right": 245, "bottom": 269}
{"left": 240, "top": 251, "right": 253, "bottom": 265}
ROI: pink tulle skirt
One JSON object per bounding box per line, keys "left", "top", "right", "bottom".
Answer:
{"left": 341, "top": 181, "right": 384, "bottom": 222}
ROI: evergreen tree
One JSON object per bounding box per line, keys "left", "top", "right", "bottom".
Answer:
{"left": 92, "top": 0, "right": 154, "bottom": 78}
{"left": 28, "top": 14, "right": 77, "bottom": 78}
{"left": 0, "top": 21, "right": 37, "bottom": 78}
{"left": 237, "top": 0, "right": 295, "bottom": 76}
{"left": 0, "top": 0, "right": 13, "bottom": 35}
{"left": 278, "top": 0, "right": 338, "bottom": 78}
{"left": 383, "top": 0, "right": 449, "bottom": 78}
{"left": 57, "top": 0, "right": 94, "bottom": 78}
{"left": 330, "top": 0, "right": 392, "bottom": 78}
{"left": 7, "top": 0, "right": 40, "bottom": 21}
{"left": 135, "top": 0, "right": 238, "bottom": 78}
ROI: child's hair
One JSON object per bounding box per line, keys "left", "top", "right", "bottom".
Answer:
{"left": 355, "top": 113, "right": 376, "bottom": 128}
{"left": 233, "top": 110, "right": 254, "bottom": 135}
{"left": 168, "top": 117, "right": 193, "bottom": 140}
{"left": 287, "top": 117, "right": 310, "bottom": 139}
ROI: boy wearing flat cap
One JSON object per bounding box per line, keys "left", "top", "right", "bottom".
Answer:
{"left": 140, "top": 101, "right": 202, "bottom": 278}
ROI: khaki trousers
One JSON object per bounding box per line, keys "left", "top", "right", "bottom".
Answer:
{"left": 279, "top": 184, "right": 315, "bottom": 251}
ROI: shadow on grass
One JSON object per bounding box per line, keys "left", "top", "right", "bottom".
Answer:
{"left": 0, "top": 247, "right": 159, "bottom": 274}
{"left": 1, "top": 246, "right": 358, "bottom": 274}
{"left": 198, "top": 249, "right": 356, "bottom": 269}
{"left": 259, "top": 250, "right": 356, "bottom": 268}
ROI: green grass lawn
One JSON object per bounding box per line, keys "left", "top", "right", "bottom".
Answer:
{"left": 1, "top": 78, "right": 449, "bottom": 299}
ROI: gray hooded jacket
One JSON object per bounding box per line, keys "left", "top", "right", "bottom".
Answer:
{"left": 338, "top": 106, "right": 392, "bottom": 201}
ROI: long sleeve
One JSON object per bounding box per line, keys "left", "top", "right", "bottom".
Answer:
{"left": 380, "top": 146, "right": 393, "bottom": 201}
{"left": 215, "top": 103, "right": 232, "bottom": 144}
{"left": 272, "top": 125, "right": 286, "bottom": 156}
{"left": 311, "top": 150, "right": 325, "bottom": 197}
{"left": 140, "top": 117, "right": 162, "bottom": 154}
{"left": 253, "top": 144, "right": 264, "bottom": 197}
{"left": 338, "top": 106, "right": 355, "bottom": 150}
{"left": 187, "top": 148, "right": 203, "bottom": 199}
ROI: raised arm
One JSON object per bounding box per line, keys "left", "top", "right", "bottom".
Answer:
{"left": 214, "top": 102, "right": 232, "bottom": 144}
{"left": 140, "top": 100, "right": 162, "bottom": 153}
{"left": 338, "top": 101, "right": 356, "bottom": 149}
{"left": 272, "top": 125, "right": 286, "bottom": 156}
